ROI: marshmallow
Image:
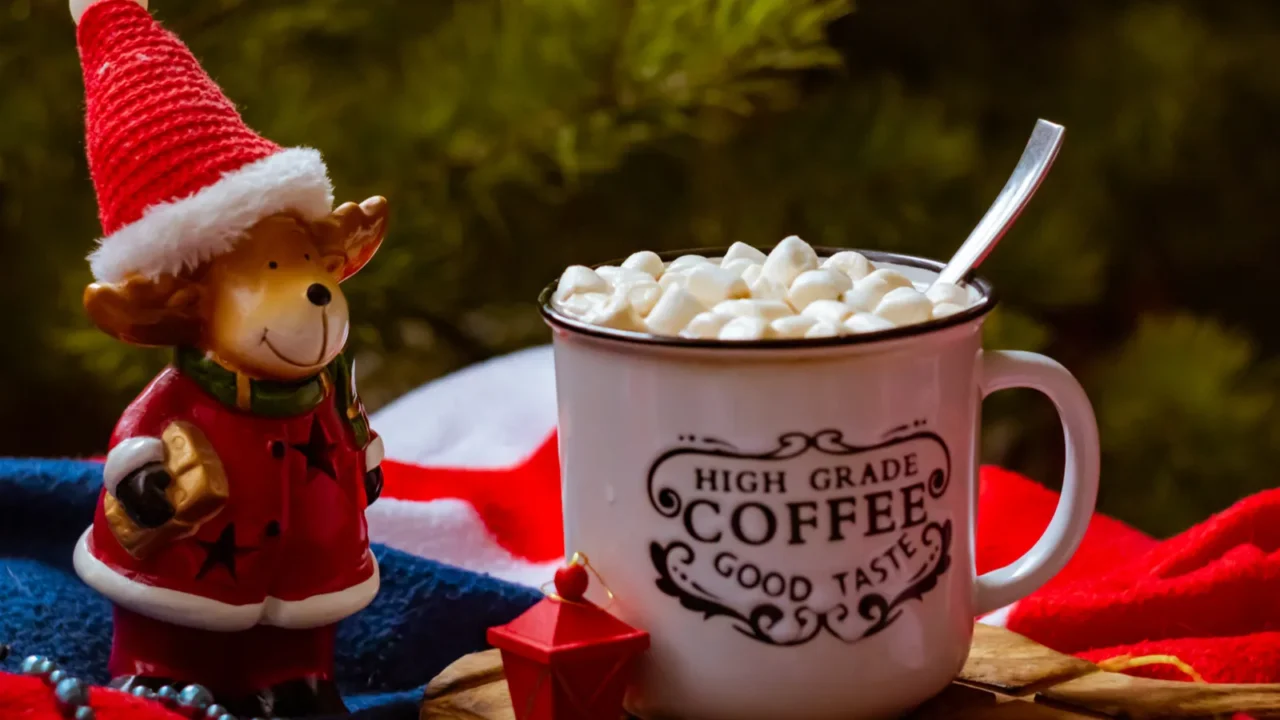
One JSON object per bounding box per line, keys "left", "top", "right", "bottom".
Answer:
{"left": 621, "top": 250, "right": 666, "bottom": 279}
{"left": 805, "top": 320, "right": 842, "bottom": 338}
{"left": 658, "top": 271, "right": 691, "bottom": 293}
{"left": 788, "top": 269, "right": 853, "bottom": 310}
{"left": 721, "top": 258, "right": 758, "bottom": 278}
{"left": 581, "top": 288, "right": 645, "bottom": 331}
{"left": 645, "top": 285, "right": 706, "bottom": 336}
{"left": 681, "top": 311, "right": 732, "bottom": 339}
{"left": 748, "top": 274, "right": 791, "bottom": 305}
{"left": 555, "top": 265, "right": 608, "bottom": 300}
{"left": 842, "top": 276, "right": 893, "bottom": 312}
{"left": 685, "top": 265, "right": 750, "bottom": 308}
{"left": 626, "top": 281, "right": 663, "bottom": 316}
{"left": 721, "top": 241, "right": 769, "bottom": 266}
{"left": 801, "top": 299, "right": 854, "bottom": 326}
{"left": 719, "top": 316, "right": 770, "bottom": 341}
{"left": 926, "top": 281, "right": 969, "bottom": 307}
{"left": 552, "top": 239, "right": 981, "bottom": 339}
{"left": 932, "top": 302, "right": 965, "bottom": 319}
{"left": 845, "top": 312, "right": 896, "bottom": 334}
{"left": 874, "top": 287, "right": 932, "bottom": 326}
{"left": 770, "top": 314, "right": 819, "bottom": 338}
{"left": 821, "top": 251, "right": 874, "bottom": 282}
{"left": 712, "top": 299, "right": 794, "bottom": 321}
{"left": 594, "top": 265, "right": 622, "bottom": 283}
{"left": 596, "top": 265, "right": 656, "bottom": 287}
{"left": 760, "top": 235, "right": 819, "bottom": 287}
{"left": 863, "top": 268, "right": 914, "bottom": 292}
{"left": 667, "top": 254, "right": 712, "bottom": 272}
{"left": 842, "top": 268, "right": 914, "bottom": 312}
{"left": 557, "top": 291, "right": 609, "bottom": 317}
{"left": 604, "top": 266, "right": 664, "bottom": 317}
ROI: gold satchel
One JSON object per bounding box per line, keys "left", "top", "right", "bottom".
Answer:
{"left": 103, "top": 421, "right": 230, "bottom": 560}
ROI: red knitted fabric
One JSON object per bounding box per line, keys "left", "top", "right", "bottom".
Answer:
{"left": 77, "top": 0, "right": 278, "bottom": 236}
{"left": 75, "top": 0, "right": 333, "bottom": 284}
{"left": 1004, "top": 485, "right": 1280, "bottom": 683}
{"left": 1076, "top": 634, "right": 1280, "bottom": 684}
{"left": 975, "top": 466, "right": 1159, "bottom": 591}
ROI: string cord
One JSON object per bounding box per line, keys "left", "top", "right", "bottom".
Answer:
{"left": 539, "top": 552, "right": 616, "bottom": 607}
{"left": 1097, "top": 654, "right": 1207, "bottom": 683}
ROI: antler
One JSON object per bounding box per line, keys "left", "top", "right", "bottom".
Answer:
{"left": 314, "top": 196, "right": 389, "bottom": 280}
{"left": 83, "top": 273, "right": 204, "bottom": 347}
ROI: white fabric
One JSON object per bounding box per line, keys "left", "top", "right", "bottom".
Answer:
{"left": 371, "top": 345, "right": 556, "bottom": 469}
{"left": 88, "top": 148, "right": 334, "bottom": 283}
{"left": 365, "top": 345, "right": 559, "bottom": 587}
{"left": 365, "top": 498, "right": 561, "bottom": 588}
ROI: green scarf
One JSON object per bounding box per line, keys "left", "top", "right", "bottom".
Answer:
{"left": 174, "top": 347, "right": 371, "bottom": 448}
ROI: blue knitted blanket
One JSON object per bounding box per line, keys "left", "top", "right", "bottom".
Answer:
{"left": 0, "top": 458, "right": 541, "bottom": 719}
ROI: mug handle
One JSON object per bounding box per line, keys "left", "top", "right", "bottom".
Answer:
{"left": 973, "top": 350, "right": 1101, "bottom": 616}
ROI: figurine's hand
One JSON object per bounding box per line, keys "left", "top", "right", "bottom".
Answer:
{"left": 364, "top": 466, "right": 383, "bottom": 506}
{"left": 116, "top": 462, "right": 176, "bottom": 528}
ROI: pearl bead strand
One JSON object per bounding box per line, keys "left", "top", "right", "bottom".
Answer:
{"left": 4, "top": 646, "right": 266, "bottom": 720}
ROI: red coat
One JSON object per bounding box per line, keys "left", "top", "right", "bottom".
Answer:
{"left": 73, "top": 365, "right": 379, "bottom": 633}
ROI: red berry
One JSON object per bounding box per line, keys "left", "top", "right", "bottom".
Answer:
{"left": 553, "top": 563, "right": 589, "bottom": 601}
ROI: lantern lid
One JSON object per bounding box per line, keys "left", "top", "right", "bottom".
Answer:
{"left": 487, "top": 598, "right": 649, "bottom": 664}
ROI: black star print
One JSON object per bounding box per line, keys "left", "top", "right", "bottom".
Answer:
{"left": 195, "top": 524, "right": 255, "bottom": 580}
{"left": 290, "top": 418, "right": 336, "bottom": 481}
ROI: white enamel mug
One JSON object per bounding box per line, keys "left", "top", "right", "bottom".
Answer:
{"left": 540, "top": 249, "right": 1100, "bottom": 720}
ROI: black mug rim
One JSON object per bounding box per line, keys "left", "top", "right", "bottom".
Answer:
{"left": 538, "top": 247, "right": 999, "bottom": 350}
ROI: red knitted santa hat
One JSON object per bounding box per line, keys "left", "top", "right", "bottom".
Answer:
{"left": 72, "top": 0, "right": 334, "bottom": 284}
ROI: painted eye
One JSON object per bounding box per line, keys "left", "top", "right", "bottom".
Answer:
{"left": 269, "top": 261, "right": 278, "bottom": 269}
{"left": 304, "top": 253, "right": 311, "bottom": 261}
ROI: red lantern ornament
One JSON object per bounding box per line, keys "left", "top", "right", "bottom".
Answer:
{"left": 487, "top": 553, "right": 649, "bottom": 720}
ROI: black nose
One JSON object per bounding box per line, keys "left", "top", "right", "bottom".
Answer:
{"left": 306, "top": 283, "right": 332, "bottom": 307}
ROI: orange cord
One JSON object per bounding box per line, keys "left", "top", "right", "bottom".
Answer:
{"left": 1096, "top": 654, "right": 1207, "bottom": 683}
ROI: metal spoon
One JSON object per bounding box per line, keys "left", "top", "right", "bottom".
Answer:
{"left": 933, "top": 119, "right": 1065, "bottom": 288}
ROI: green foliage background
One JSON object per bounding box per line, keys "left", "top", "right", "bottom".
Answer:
{"left": 3, "top": 0, "right": 1278, "bottom": 538}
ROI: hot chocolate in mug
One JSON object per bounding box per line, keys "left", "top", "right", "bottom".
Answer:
{"left": 540, "top": 249, "right": 1099, "bottom": 720}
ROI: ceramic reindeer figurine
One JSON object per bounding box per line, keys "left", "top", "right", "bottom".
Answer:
{"left": 69, "top": 0, "right": 387, "bottom": 715}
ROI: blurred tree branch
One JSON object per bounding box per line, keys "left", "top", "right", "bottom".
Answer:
{"left": 5, "top": 0, "right": 1280, "bottom": 536}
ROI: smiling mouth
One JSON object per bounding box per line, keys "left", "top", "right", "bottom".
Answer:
{"left": 261, "top": 312, "right": 330, "bottom": 368}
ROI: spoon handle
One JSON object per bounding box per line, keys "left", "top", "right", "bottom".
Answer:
{"left": 934, "top": 119, "right": 1065, "bottom": 287}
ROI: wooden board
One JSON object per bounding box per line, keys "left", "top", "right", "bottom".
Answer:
{"left": 1040, "top": 673, "right": 1280, "bottom": 719}
{"left": 421, "top": 650, "right": 515, "bottom": 720}
{"left": 961, "top": 624, "right": 1098, "bottom": 695}
{"left": 420, "top": 624, "right": 1280, "bottom": 719}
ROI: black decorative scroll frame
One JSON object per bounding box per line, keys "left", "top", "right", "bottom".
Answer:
{"left": 650, "top": 521, "right": 952, "bottom": 647}
{"left": 844, "top": 519, "right": 952, "bottom": 640}
{"left": 646, "top": 429, "right": 951, "bottom": 520}
{"left": 646, "top": 429, "right": 953, "bottom": 648}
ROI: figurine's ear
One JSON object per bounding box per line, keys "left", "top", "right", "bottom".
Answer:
{"left": 315, "top": 196, "right": 388, "bottom": 282}
{"left": 83, "top": 274, "right": 204, "bottom": 347}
